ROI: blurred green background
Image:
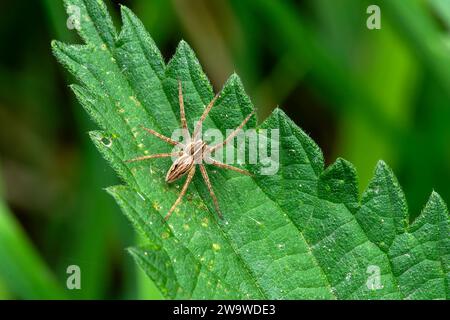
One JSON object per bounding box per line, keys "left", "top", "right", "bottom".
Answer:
{"left": 0, "top": 0, "right": 449, "bottom": 299}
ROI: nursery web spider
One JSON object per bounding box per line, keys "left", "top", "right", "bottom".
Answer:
{"left": 126, "top": 81, "right": 255, "bottom": 221}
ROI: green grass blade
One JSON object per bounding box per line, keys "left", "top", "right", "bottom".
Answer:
{"left": 0, "top": 200, "right": 66, "bottom": 299}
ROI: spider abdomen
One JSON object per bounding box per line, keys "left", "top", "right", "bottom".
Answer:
{"left": 165, "top": 141, "right": 206, "bottom": 183}
{"left": 165, "top": 153, "right": 194, "bottom": 183}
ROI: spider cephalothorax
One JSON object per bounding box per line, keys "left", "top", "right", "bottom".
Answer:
{"left": 127, "top": 81, "right": 255, "bottom": 220}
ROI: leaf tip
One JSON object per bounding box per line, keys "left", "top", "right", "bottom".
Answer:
{"left": 88, "top": 130, "right": 101, "bottom": 141}
{"left": 335, "top": 157, "right": 352, "bottom": 168}
{"left": 229, "top": 71, "right": 240, "bottom": 81}
{"left": 126, "top": 246, "right": 137, "bottom": 256}
{"left": 374, "top": 159, "right": 397, "bottom": 183}
{"left": 50, "top": 40, "right": 63, "bottom": 53}
{"left": 319, "top": 157, "right": 359, "bottom": 209}
{"left": 427, "top": 190, "right": 448, "bottom": 212}
{"left": 105, "top": 185, "right": 129, "bottom": 208}
{"left": 88, "top": 130, "right": 114, "bottom": 150}
{"left": 119, "top": 4, "right": 134, "bottom": 22}
{"left": 105, "top": 185, "right": 119, "bottom": 197}
{"left": 177, "top": 39, "right": 191, "bottom": 53}
{"left": 271, "top": 107, "right": 285, "bottom": 118}
{"left": 410, "top": 190, "right": 449, "bottom": 232}
{"left": 375, "top": 159, "right": 388, "bottom": 170}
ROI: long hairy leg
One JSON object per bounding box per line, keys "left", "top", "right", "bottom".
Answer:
{"left": 164, "top": 166, "right": 196, "bottom": 221}
{"left": 206, "top": 158, "right": 252, "bottom": 176}
{"left": 193, "top": 92, "right": 220, "bottom": 141}
{"left": 140, "top": 126, "right": 179, "bottom": 146}
{"left": 199, "top": 164, "right": 223, "bottom": 219}
{"left": 209, "top": 110, "right": 255, "bottom": 153}
{"left": 178, "top": 80, "right": 189, "bottom": 134}
{"left": 125, "top": 152, "right": 182, "bottom": 163}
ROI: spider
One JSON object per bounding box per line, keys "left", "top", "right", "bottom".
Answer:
{"left": 126, "top": 81, "right": 255, "bottom": 221}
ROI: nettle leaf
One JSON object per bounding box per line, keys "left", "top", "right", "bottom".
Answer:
{"left": 53, "top": 0, "right": 449, "bottom": 299}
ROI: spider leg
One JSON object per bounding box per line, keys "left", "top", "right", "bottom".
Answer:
{"left": 140, "top": 125, "right": 179, "bottom": 146}
{"left": 206, "top": 157, "right": 252, "bottom": 176}
{"left": 199, "top": 164, "right": 223, "bottom": 219}
{"left": 178, "top": 80, "right": 190, "bottom": 135}
{"left": 164, "top": 166, "right": 196, "bottom": 221}
{"left": 209, "top": 110, "right": 255, "bottom": 153}
{"left": 125, "top": 152, "right": 182, "bottom": 163}
{"left": 193, "top": 91, "right": 220, "bottom": 141}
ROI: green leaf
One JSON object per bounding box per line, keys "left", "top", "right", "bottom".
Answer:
{"left": 53, "top": 0, "right": 449, "bottom": 299}
{"left": 429, "top": 0, "right": 450, "bottom": 29}
{"left": 0, "top": 194, "right": 66, "bottom": 299}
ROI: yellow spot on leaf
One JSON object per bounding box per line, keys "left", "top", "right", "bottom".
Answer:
{"left": 161, "top": 232, "right": 169, "bottom": 239}
{"left": 152, "top": 201, "right": 161, "bottom": 211}
{"left": 129, "top": 95, "right": 142, "bottom": 107}
{"left": 201, "top": 217, "right": 209, "bottom": 228}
